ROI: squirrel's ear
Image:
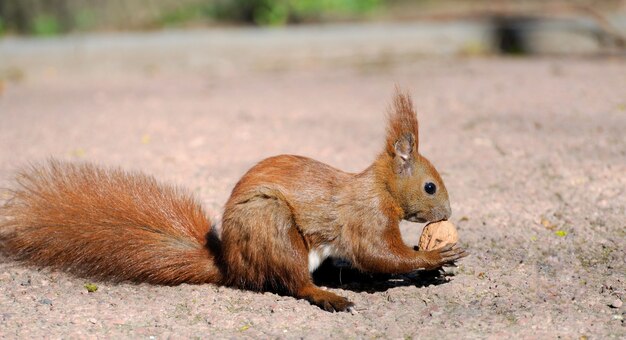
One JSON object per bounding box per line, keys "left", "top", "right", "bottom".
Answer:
{"left": 393, "top": 132, "right": 415, "bottom": 175}
{"left": 385, "top": 88, "right": 420, "bottom": 170}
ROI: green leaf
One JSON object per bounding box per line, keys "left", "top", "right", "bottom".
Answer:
{"left": 84, "top": 283, "right": 98, "bottom": 293}
{"left": 32, "top": 14, "right": 61, "bottom": 36}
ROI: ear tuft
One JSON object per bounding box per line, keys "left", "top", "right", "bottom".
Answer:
{"left": 385, "top": 87, "right": 419, "bottom": 158}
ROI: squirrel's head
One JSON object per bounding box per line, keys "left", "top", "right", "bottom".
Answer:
{"left": 381, "top": 89, "right": 451, "bottom": 223}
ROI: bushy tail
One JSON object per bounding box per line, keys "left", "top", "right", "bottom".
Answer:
{"left": 0, "top": 160, "right": 222, "bottom": 285}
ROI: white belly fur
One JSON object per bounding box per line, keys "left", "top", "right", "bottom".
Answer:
{"left": 308, "top": 244, "right": 335, "bottom": 273}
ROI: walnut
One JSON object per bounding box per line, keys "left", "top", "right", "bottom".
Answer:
{"left": 418, "top": 220, "right": 459, "bottom": 251}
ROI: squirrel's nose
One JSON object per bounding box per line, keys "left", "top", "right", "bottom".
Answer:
{"left": 444, "top": 202, "right": 452, "bottom": 219}
{"left": 435, "top": 202, "right": 452, "bottom": 221}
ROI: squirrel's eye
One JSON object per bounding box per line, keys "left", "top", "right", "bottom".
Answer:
{"left": 424, "top": 182, "right": 436, "bottom": 195}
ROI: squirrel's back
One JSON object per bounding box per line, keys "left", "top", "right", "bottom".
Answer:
{"left": 0, "top": 160, "right": 222, "bottom": 285}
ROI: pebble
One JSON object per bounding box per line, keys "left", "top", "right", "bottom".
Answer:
{"left": 609, "top": 299, "right": 622, "bottom": 308}
{"left": 40, "top": 298, "right": 53, "bottom": 305}
{"left": 430, "top": 310, "right": 443, "bottom": 317}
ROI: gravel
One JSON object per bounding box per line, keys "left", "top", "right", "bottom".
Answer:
{"left": 1, "top": 35, "right": 625, "bottom": 338}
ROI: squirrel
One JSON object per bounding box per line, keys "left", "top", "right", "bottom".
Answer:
{"left": 0, "top": 89, "right": 467, "bottom": 312}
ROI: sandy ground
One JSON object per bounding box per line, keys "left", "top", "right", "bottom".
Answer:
{"left": 0, "top": 31, "right": 625, "bottom": 338}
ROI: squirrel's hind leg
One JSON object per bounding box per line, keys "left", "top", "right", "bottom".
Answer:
{"left": 220, "top": 192, "right": 353, "bottom": 312}
{"left": 295, "top": 283, "right": 354, "bottom": 312}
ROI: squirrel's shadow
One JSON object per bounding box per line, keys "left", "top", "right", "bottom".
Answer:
{"left": 312, "top": 258, "right": 452, "bottom": 293}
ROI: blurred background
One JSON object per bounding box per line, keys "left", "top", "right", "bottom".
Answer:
{"left": 0, "top": 0, "right": 625, "bottom": 81}
{"left": 1, "top": 1, "right": 625, "bottom": 54}
{"left": 0, "top": 0, "right": 625, "bottom": 172}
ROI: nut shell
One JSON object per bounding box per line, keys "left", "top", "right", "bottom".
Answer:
{"left": 418, "top": 220, "right": 459, "bottom": 251}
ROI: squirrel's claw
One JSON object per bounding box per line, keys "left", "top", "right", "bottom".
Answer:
{"left": 439, "top": 244, "right": 469, "bottom": 264}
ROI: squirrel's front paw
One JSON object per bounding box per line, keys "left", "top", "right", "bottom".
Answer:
{"left": 424, "top": 243, "right": 468, "bottom": 270}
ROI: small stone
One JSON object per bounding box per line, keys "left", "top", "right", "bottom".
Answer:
{"left": 88, "top": 318, "right": 97, "bottom": 324}
{"left": 40, "top": 298, "right": 53, "bottom": 305}
{"left": 430, "top": 310, "right": 443, "bottom": 317}
{"left": 609, "top": 299, "right": 622, "bottom": 308}
{"left": 443, "top": 266, "right": 459, "bottom": 275}
{"left": 111, "top": 318, "right": 126, "bottom": 325}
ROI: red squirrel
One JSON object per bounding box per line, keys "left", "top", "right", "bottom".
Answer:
{"left": 0, "top": 89, "right": 467, "bottom": 312}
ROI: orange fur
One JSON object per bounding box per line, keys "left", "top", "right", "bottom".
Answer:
{"left": 385, "top": 88, "right": 420, "bottom": 156}
{"left": 0, "top": 161, "right": 221, "bottom": 285}
{"left": 0, "top": 90, "right": 467, "bottom": 312}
